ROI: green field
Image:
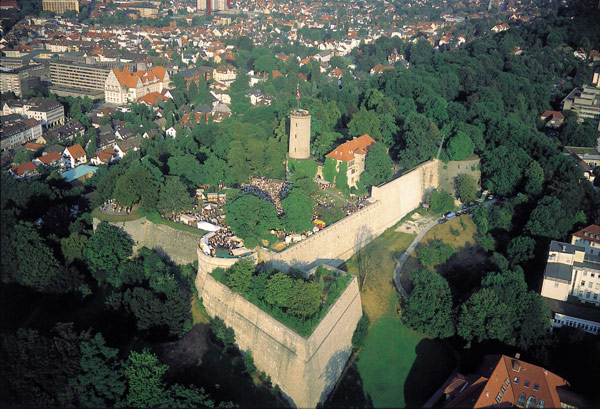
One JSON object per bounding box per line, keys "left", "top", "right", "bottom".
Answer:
{"left": 334, "top": 227, "right": 456, "bottom": 408}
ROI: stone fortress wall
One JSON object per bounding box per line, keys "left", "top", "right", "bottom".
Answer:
{"left": 195, "top": 263, "right": 363, "bottom": 408}
{"left": 92, "top": 217, "right": 200, "bottom": 265}
{"left": 257, "top": 159, "right": 440, "bottom": 272}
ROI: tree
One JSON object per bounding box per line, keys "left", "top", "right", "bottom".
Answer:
{"left": 455, "top": 174, "right": 478, "bottom": 203}
{"left": 524, "top": 160, "right": 544, "bottom": 195}
{"left": 397, "top": 112, "right": 440, "bottom": 168}
{"left": 282, "top": 190, "right": 314, "bottom": 232}
{"left": 446, "top": 131, "right": 474, "bottom": 161}
{"left": 347, "top": 108, "right": 382, "bottom": 142}
{"left": 287, "top": 279, "right": 322, "bottom": 318}
{"left": 86, "top": 222, "right": 134, "bottom": 286}
{"left": 525, "top": 196, "right": 574, "bottom": 240}
{"left": 225, "top": 194, "right": 280, "bottom": 249}
{"left": 430, "top": 189, "right": 455, "bottom": 214}
{"left": 336, "top": 161, "right": 349, "bottom": 193}
{"left": 402, "top": 270, "right": 455, "bottom": 338}
{"left": 323, "top": 157, "right": 337, "bottom": 183}
{"left": 264, "top": 272, "right": 294, "bottom": 308}
{"left": 360, "top": 143, "right": 394, "bottom": 187}
{"left": 507, "top": 236, "right": 536, "bottom": 267}
{"left": 74, "top": 333, "right": 126, "bottom": 408}
{"left": 457, "top": 288, "right": 513, "bottom": 347}
{"left": 226, "top": 259, "right": 254, "bottom": 294}
{"left": 157, "top": 176, "right": 193, "bottom": 218}
{"left": 124, "top": 350, "right": 168, "bottom": 408}
{"left": 61, "top": 232, "right": 89, "bottom": 264}
{"left": 417, "top": 239, "right": 455, "bottom": 267}
{"left": 1, "top": 221, "right": 60, "bottom": 292}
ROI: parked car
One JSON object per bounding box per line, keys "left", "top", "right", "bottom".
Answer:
{"left": 438, "top": 218, "right": 446, "bottom": 224}
{"left": 445, "top": 212, "right": 457, "bottom": 221}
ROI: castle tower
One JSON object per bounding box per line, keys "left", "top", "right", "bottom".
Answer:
{"left": 288, "top": 109, "right": 311, "bottom": 160}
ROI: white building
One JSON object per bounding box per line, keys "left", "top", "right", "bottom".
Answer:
{"left": 104, "top": 66, "right": 170, "bottom": 105}
{"left": 541, "top": 225, "right": 600, "bottom": 334}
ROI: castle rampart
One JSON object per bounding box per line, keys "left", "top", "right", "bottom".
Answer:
{"left": 196, "top": 262, "right": 363, "bottom": 408}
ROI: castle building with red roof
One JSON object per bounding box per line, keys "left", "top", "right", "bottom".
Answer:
{"left": 325, "top": 134, "right": 376, "bottom": 188}
{"left": 104, "top": 66, "right": 170, "bottom": 105}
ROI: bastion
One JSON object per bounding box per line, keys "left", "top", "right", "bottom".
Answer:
{"left": 196, "top": 257, "right": 363, "bottom": 408}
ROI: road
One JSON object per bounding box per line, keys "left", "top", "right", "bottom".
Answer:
{"left": 392, "top": 219, "right": 438, "bottom": 298}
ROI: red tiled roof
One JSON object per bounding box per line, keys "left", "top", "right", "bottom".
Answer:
{"left": 36, "top": 151, "right": 62, "bottom": 165}
{"left": 325, "top": 134, "right": 376, "bottom": 162}
{"left": 66, "top": 144, "right": 86, "bottom": 160}
{"left": 138, "top": 91, "right": 168, "bottom": 105}
{"left": 10, "top": 161, "right": 37, "bottom": 176}
{"left": 93, "top": 147, "right": 117, "bottom": 164}
{"left": 25, "top": 142, "right": 43, "bottom": 151}
{"left": 540, "top": 110, "right": 564, "bottom": 120}
{"left": 572, "top": 225, "right": 600, "bottom": 244}
{"left": 444, "top": 355, "right": 572, "bottom": 408}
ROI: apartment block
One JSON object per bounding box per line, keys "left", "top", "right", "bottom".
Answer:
{"left": 2, "top": 98, "right": 64, "bottom": 128}
{"left": 562, "top": 85, "right": 600, "bottom": 126}
{"left": 42, "top": 0, "right": 79, "bottom": 14}
{"left": 50, "top": 61, "right": 110, "bottom": 99}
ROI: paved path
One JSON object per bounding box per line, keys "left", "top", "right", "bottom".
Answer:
{"left": 393, "top": 219, "right": 439, "bottom": 298}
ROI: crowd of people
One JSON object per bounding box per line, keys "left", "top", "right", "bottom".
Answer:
{"left": 100, "top": 199, "right": 132, "bottom": 215}
{"left": 241, "top": 177, "right": 290, "bottom": 215}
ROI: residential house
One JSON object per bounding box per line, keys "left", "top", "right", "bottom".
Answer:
{"left": 166, "top": 127, "right": 176, "bottom": 139}
{"left": 10, "top": 161, "right": 38, "bottom": 178}
{"left": 491, "top": 23, "right": 510, "bottom": 33}
{"left": 369, "top": 64, "right": 393, "bottom": 76}
{"left": 212, "top": 64, "right": 236, "bottom": 82}
{"left": 63, "top": 144, "right": 87, "bottom": 168}
{"left": 104, "top": 66, "right": 170, "bottom": 105}
{"left": 36, "top": 119, "right": 85, "bottom": 144}
{"left": 540, "top": 225, "right": 600, "bottom": 334}
{"left": 540, "top": 110, "right": 564, "bottom": 128}
{"left": 138, "top": 91, "right": 169, "bottom": 106}
{"left": 113, "top": 135, "right": 142, "bottom": 158}
{"left": 33, "top": 151, "right": 63, "bottom": 167}
{"left": 90, "top": 146, "right": 119, "bottom": 165}
{"left": 325, "top": 134, "right": 376, "bottom": 188}
{"left": 443, "top": 354, "right": 587, "bottom": 408}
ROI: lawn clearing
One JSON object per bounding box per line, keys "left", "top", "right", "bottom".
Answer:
{"left": 422, "top": 216, "right": 477, "bottom": 248}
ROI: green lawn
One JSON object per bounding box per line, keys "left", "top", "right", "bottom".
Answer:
{"left": 332, "top": 226, "right": 456, "bottom": 408}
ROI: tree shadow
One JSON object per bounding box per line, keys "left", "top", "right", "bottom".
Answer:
{"left": 323, "top": 359, "right": 373, "bottom": 409}
{"left": 434, "top": 242, "right": 491, "bottom": 304}
{"left": 404, "top": 339, "right": 457, "bottom": 408}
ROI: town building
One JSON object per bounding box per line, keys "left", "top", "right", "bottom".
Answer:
{"left": 325, "top": 134, "right": 376, "bottom": 188}
{"left": 36, "top": 120, "right": 85, "bottom": 145}
{"left": 62, "top": 144, "right": 87, "bottom": 168}
{"left": 104, "top": 66, "right": 170, "bottom": 105}
{"left": 49, "top": 61, "right": 111, "bottom": 99}
{"left": 9, "top": 161, "right": 38, "bottom": 179}
{"left": 212, "top": 65, "right": 236, "bottom": 82}
{"left": 197, "top": 0, "right": 229, "bottom": 12}
{"left": 561, "top": 85, "right": 600, "bottom": 127}
{"left": 540, "top": 225, "right": 600, "bottom": 334}
{"left": 2, "top": 98, "right": 64, "bottom": 128}
{"left": 443, "top": 354, "right": 587, "bottom": 408}
{"left": 42, "top": 0, "right": 79, "bottom": 14}
{"left": 0, "top": 66, "right": 40, "bottom": 98}
{"left": 1, "top": 118, "right": 42, "bottom": 152}
{"left": 563, "top": 146, "right": 600, "bottom": 182}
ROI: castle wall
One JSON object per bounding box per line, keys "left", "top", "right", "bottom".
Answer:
{"left": 196, "top": 262, "right": 362, "bottom": 408}
{"left": 92, "top": 217, "right": 199, "bottom": 265}
{"left": 258, "top": 159, "right": 440, "bottom": 272}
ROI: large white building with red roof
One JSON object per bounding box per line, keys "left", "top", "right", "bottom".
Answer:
{"left": 104, "top": 66, "right": 170, "bottom": 105}
{"left": 325, "top": 134, "right": 376, "bottom": 188}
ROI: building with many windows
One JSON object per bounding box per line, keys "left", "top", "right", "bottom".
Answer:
{"left": 562, "top": 84, "right": 600, "bottom": 127}
{"left": 540, "top": 225, "right": 600, "bottom": 335}
{"left": 104, "top": 66, "right": 169, "bottom": 105}
{"left": 50, "top": 61, "right": 110, "bottom": 99}
{"left": 2, "top": 98, "right": 64, "bottom": 128}
{"left": 1, "top": 118, "right": 42, "bottom": 152}
{"left": 42, "top": 0, "right": 79, "bottom": 14}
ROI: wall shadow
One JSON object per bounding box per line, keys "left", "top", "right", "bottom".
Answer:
{"left": 403, "top": 338, "right": 457, "bottom": 408}
{"left": 322, "top": 359, "right": 373, "bottom": 409}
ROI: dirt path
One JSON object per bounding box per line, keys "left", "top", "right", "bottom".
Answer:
{"left": 393, "top": 219, "right": 439, "bottom": 298}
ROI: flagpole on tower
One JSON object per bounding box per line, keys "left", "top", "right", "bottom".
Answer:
{"left": 297, "top": 82, "right": 301, "bottom": 109}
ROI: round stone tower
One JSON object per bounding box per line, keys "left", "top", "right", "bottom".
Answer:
{"left": 288, "top": 109, "right": 311, "bottom": 160}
